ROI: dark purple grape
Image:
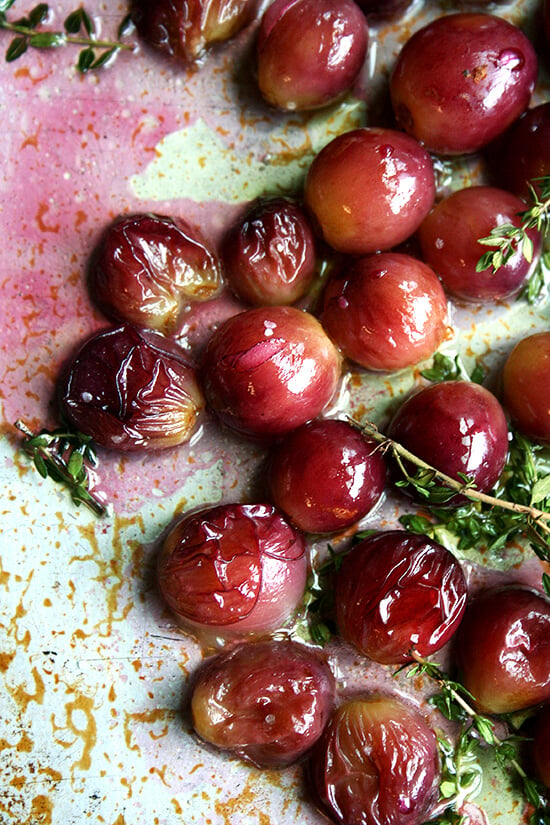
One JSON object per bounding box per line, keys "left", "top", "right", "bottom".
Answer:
{"left": 157, "top": 503, "right": 307, "bottom": 638}
{"left": 256, "top": 0, "right": 368, "bottom": 111}
{"left": 336, "top": 530, "right": 468, "bottom": 664}
{"left": 390, "top": 13, "right": 538, "bottom": 155}
{"left": 89, "top": 213, "right": 222, "bottom": 333}
{"left": 191, "top": 638, "right": 335, "bottom": 767}
{"left": 353, "top": 0, "right": 413, "bottom": 23}
{"left": 267, "top": 419, "right": 386, "bottom": 534}
{"left": 492, "top": 102, "right": 550, "bottom": 199}
{"left": 308, "top": 695, "right": 440, "bottom": 825}
{"left": 221, "top": 197, "right": 317, "bottom": 305}
{"left": 418, "top": 185, "right": 542, "bottom": 304}
{"left": 59, "top": 324, "right": 204, "bottom": 451}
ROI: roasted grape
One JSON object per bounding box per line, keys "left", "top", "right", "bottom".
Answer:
{"left": 418, "top": 186, "right": 542, "bottom": 304}
{"left": 201, "top": 306, "right": 342, "bottom": 437}
{"left": 320, "top": 252, "right": 448, "bottom": 372}
{"left": 493, "top": 102, "right": 550, "bottom": 199}
{"left": 88, "top": 213, "right": 222, "bottom": 333}
{"left": 308, "top": 695, "right": 440, "bottom": 825}
{"left": 388, "top": 380, "right": 509, "bottom": 501}
{"left": 304, "top": 128, "right": 435, "bottom": 254}
{"left": 221, "top": 197, "right": 317, "bottom": 305}
{"left": 191, "top": 638, "right": 335, "bottom": 767}
{"left": 390, "top": 13, "right": 538, "bottom": 155}
{"left": 131, "top": 0, "right": 257, "bottom": 64}
{"left": 530, "top": 703, "right": 550, "bottom": 787}
{"left": 157, "top": 503, "right": 307, "bottom": 638}
{"left": 502, "top": 331, "right": 550, "bottom": 444}
{"left": 59, "top": 324, "right": 204, "bottom": 451}
{"left": 256, "top": 0, "right": 368, "bottom": 111}
{"left": 454, "top": 586, "right": 550, "bottom": 714}
{"left": 266, "top": 419, "right": 386, "bottom": 534}
{"left": 336, "top": 530, "right": 468, "bottom": 665}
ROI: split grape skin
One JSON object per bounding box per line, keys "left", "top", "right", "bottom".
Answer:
{"left": 502, "top": 331, "right": 550, "bottom": 444}
{"left": 88, "top": 213, "right": 223, "bottom": 334}
{"left": 266, "top": 419, "right": 387, "bottom": 535}
{"left": 390, "top": 12, "right": 538, "bottom": 156}
{"left": 200, "top": 305, "right": 342, "bottom": 438}
{"left": 157, "top": 503, "right": 308, "bottom": 639}
{"left": 191, "top": 638, "right": 335, "bottom": 767}
{"left": 59, "top": 324, "right": 205, "bottom": 451}
{"left": 320, "top": 252, "right": 449, "bottom": 372}
{"left": 418, "top": 185, "right": 542, "bottom": 304}
{"left": 387, "top": 380, "right": 509, "bottom": 502}
{"left": 130, "top": 0, "right": 258, "bottom": 64}
{"left": 221, "top": 197, "right": 317, "bottom": 306}
{"left": 304, "top": 127, "right": 436, "bottom": 255}
{"left": 454, "top": 586, "right": 550, "bottom": 714}
{"left": 335, "top": 530, "right": 468, "bottom": 665}
{"left": 308, "top": 695, "right": 440, "bottom": 825}
{"left": 256, "top": 0, "right": 369, "bottom": 111}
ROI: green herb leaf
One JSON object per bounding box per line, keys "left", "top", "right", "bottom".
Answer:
{"left": 29, "top": 30, "right": 64, "bottom": 48}
{"left": 6, "top": 33, "right": 27, "bottom": 59}
{"left": 77, "top": 44, "right": 95, "bottom": 71}
{"left": 28, "top": 3, "right": 48, "bottom": 26}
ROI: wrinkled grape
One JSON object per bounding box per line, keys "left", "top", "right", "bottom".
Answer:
{"left": 308, "top": 695, "right": 440, "bottom": 825}
{"left": 267, "top": 419, "right": 386, "bottom": 534}
{"left": 157, "top": 503, "right": 307, "bottom": 638}
{"left": 59, "top": 324, "right": 204, "bottom": 451}
{"left": 336, "top": 530, "right": 468, "bottom": 664}
{"left": 191, "top": 638, "right": 335, "bottom": 767}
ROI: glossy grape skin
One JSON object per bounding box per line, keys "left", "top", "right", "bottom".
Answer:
{"left": 256, "top": 0, "right": 368, "bottom": 111}
{"left": 354, "top": 0, "right": 413, "bottom": 22}
{"left": 304, "top": 128, "right": 435, "bottom": 255}
{"left": 454, "top": 587, "right": 550, "bottom": 714}
{"left": 493, "top": 102, "right": 550, "bottom": 200}
{"left": 388, "top": 380, "right": 509, "bottom": 500}
{"left": 191, "top": 638, "right": 335, "bottom": 767}
{"left": 266, "top": 419, "right": 386, "bottom": 534}
{"left": 157, "top": 503, "right": 307, "bottom": 638}
{"left": 390, "top": 13, "right": 538, "bottom": 156}
{"left": 131, "top": 0, "right": 257, "bottom": 64}
{"left": 502, "top": 332, "right": 550, "bottom": 444}
{"left": 59, "top": 324, "right": 204, "bottom": 451}
{"left": 530, "top": 704, "right": 550, "bottom": 787}
{"left": 308, "top": 695, "right": 440, "bottom": 825}
{"left": 336, "top": 530, "right": 468, "bottom": 665}
{"left": 201, "top": 306, "right": 342, "bottom": 438}
{"left": 320, "top": 252, "right": 448, "bottom": 372}
{"left": 221, "top": 197, "right": 317, "bottom": 306}
{"left": 418, "top": 186, "right": 542, "bottom": 304}
{"left": 89, "top": 213, "right": 222, "bottom": 334}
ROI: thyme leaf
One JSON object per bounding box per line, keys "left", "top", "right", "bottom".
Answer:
{"left": 1, "top": 1, "right": 136, "bottom": 71}
{"left": 14, "top": 419, "right": 106, "bottom": 517}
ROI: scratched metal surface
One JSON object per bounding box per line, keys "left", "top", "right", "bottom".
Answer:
{"left": 0, "top": 0, "right": 549, "bottom": 823}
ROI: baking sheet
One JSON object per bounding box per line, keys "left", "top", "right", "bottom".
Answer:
{"left": 1, "top": 0, "right": 549, "bottom": 823}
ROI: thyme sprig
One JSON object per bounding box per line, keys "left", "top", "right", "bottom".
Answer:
{"left": 0, "top": 0, "right": 135, "bottom": 71}
{"left": 357, "top": 420, "right": 550, "bottom": 563}
{"left": 476, "top": 175, "right": 550, "bottom": 292}
{"left": 14, "top": 419, "right": 106, "bottom": 516}
{"left": 406, "top": 655, "right": 550, "bottom": 825}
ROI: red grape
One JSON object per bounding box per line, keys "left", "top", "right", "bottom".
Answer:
{"left": 131, "top": 0, "right": 257, "bottom": 64}
{"left": 502, "top": 332, "right": 550, "bottom": 444}
{"left": 256, "top": 0, "right": 368, "bottom": 111}
{"left": 418, "top": 186, "right": 542, "bottom": 304}
{"left": 266, "top": 419, "right": 386, "bottom": 534}
{"left": 59, "top": 324, "right": 204, "bottom": 451}
{"left": 221, "top": 197, "right": 317, "bottom": 306}
{"left": 201, "top": 306, "right": 342, "bottom": 438}
{"left": 530, "top": 703, "right": 550, "bottom": 787}
{"left": 157, "top": 503, "right": 307, "bottom": 638}
{"left": 492, "top": 102, "right": 550, "bottom": 200}
{"left": 388, "top": 380, "right": 509, "bottom": 501}
{"left": 320, "top": 252, "right": 449, "bottom": 372}
{"left": 390, "top": 13, "right": 538, "bottom": 156}
{"left": 89, "top": 213, "right": 222, "bottom": 334}
{"left": 454, "top": 586, "right": 550, "bottom": 714}
{"left": 354, "top": 0, "right": 413, "bottom": 22}
{"left": 304, "top": 128, "right": 435, "bottom": 255}
{"left": 191, "top": 638, "right": 335, "bottom": 767}
{"left": 336, "top": 530, "right": 468, "bottom": 664}
{"left": 308, "top": 695, "right": 440, "bottom": 825}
